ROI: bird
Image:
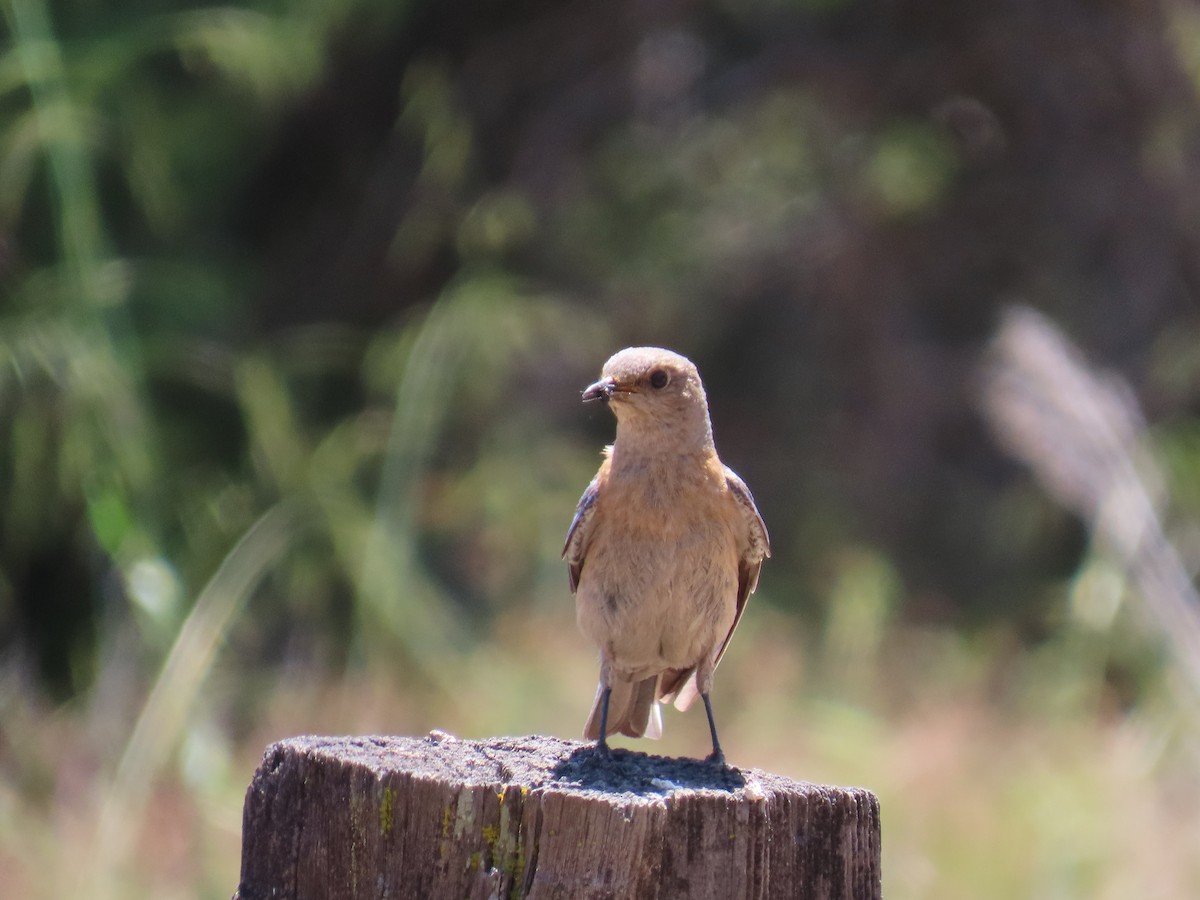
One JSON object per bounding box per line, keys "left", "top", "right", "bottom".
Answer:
{"left": 563, "top": 347, "right": 770, "bottom": 764}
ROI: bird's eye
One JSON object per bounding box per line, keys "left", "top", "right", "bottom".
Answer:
{"left": 649, "top": 369, "right": 669, "bottom": 389}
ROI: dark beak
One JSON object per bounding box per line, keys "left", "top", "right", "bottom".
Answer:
{"left": 582, "top": 376, "right": 617, "bottom": 402}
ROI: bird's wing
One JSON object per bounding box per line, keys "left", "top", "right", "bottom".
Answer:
{"left": 713, "top": 466, "right": 771, "bottom": 667}
{"left": 563, "top": 474, "right": 601, "bottom": 593}
{"left": 665, "top": 466, "right": 770, "bottom": 710}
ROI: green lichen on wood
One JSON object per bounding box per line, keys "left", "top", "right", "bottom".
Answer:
{"left": 493, "top": 787, "right": 528, "bottom": 899}
{"left": 379, "top": 786, "right": 397, "bottom": 836}
{"left": 507, "top": 834, "right": 527, "bottom": 900}
{"left": 439, "top": 803, "right": 453, "bottom": 859}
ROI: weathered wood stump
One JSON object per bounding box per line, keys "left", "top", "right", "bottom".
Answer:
{"left": 234, "top": 733, "right": 881, "bottom": 900}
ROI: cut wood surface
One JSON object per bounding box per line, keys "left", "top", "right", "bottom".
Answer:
{"left": 234, "top": 733, "right": 881, "bottom": 900}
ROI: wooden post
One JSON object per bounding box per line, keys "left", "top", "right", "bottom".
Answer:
{"left": 234, "top": 733, "right": 881, "bottom": 900}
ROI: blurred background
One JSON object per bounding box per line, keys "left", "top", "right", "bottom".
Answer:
{"left": 3, "top": 0, "right": 1200, "bottom": 896}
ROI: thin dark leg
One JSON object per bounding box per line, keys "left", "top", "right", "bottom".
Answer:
{"left": 702, "top": 692, "right": 725, "bottom": 765}
{"left": 595, "top": 686, "right": 612, "bottom": 756}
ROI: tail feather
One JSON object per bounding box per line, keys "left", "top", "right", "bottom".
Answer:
{"left": 583, "top": 676, "right": 663, "bottom": 739}
{"left": 658, "top": 667, "right": 699, "bottom": 711}
{"left": 623, "top": 676, "right": 662, "bottom": 738}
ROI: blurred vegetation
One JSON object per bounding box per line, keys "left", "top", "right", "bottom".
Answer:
{"left": 2, "top": 0, "right": 1200, "bottom": 896}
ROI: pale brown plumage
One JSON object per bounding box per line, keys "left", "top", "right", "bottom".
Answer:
{"left": 563, "top": 347, "right": 770, "bottom": 763}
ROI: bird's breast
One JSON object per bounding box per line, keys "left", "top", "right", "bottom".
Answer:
{"left": 575, "top": 462, "right": 740, "bottom": 674}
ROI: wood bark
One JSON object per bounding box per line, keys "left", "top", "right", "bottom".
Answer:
{"left": 234, "top": 733, "right": 881, "bottom": 900}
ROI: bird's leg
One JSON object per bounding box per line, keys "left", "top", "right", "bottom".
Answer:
{"left": 595, "top": 685, "right": 612, "bottom": 757}
{"left": 702, "top": 692, "right": 725, "bottom": 766}
{"left": 694, "top": 655, "right": 726, "bottom": 765}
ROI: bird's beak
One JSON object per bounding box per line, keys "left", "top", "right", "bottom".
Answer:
{"left": 582, "top": 376, "right": 618, "bottom": 402}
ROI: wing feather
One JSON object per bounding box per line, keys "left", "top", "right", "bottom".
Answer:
{"left": 665, "top": 466, "right": 771, "bottom": 710}
{"left": 712, "top": 466, "right": 770, "bottom": 667}
{"left": 563, "top": 475, "right": 601, "bottom": 593}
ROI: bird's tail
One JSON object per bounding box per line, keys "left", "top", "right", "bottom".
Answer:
{"left": 583, "top": 676, "right": 663, "bottom": 739}
{"left": 658, "top": 666, "right": 699, "bottom": 711}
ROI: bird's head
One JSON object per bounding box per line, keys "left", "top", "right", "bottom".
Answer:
{"left": 582, "top": 347, "right": 713, "bottom": 449}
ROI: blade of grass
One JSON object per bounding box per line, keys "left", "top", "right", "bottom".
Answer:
{"left": 85, "top": 499, "right": 309, "bottom": 900}
{"left": 3, "top": 0, "right": 104, "bottom": 288}
{"left": 356, "top": 285, "right": 481, "bottom": 679}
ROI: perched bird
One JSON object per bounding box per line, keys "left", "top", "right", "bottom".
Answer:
{"left": 563, "top": 347, "right": 770, "bottom": 764}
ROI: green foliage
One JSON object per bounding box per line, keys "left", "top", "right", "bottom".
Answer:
{"left": 866, "top": 122, "right": 959, "bottom": 217}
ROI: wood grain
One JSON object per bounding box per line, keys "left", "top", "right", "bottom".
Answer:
{"left": 235, "top": 733, "right": 881, "bottom": 900}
